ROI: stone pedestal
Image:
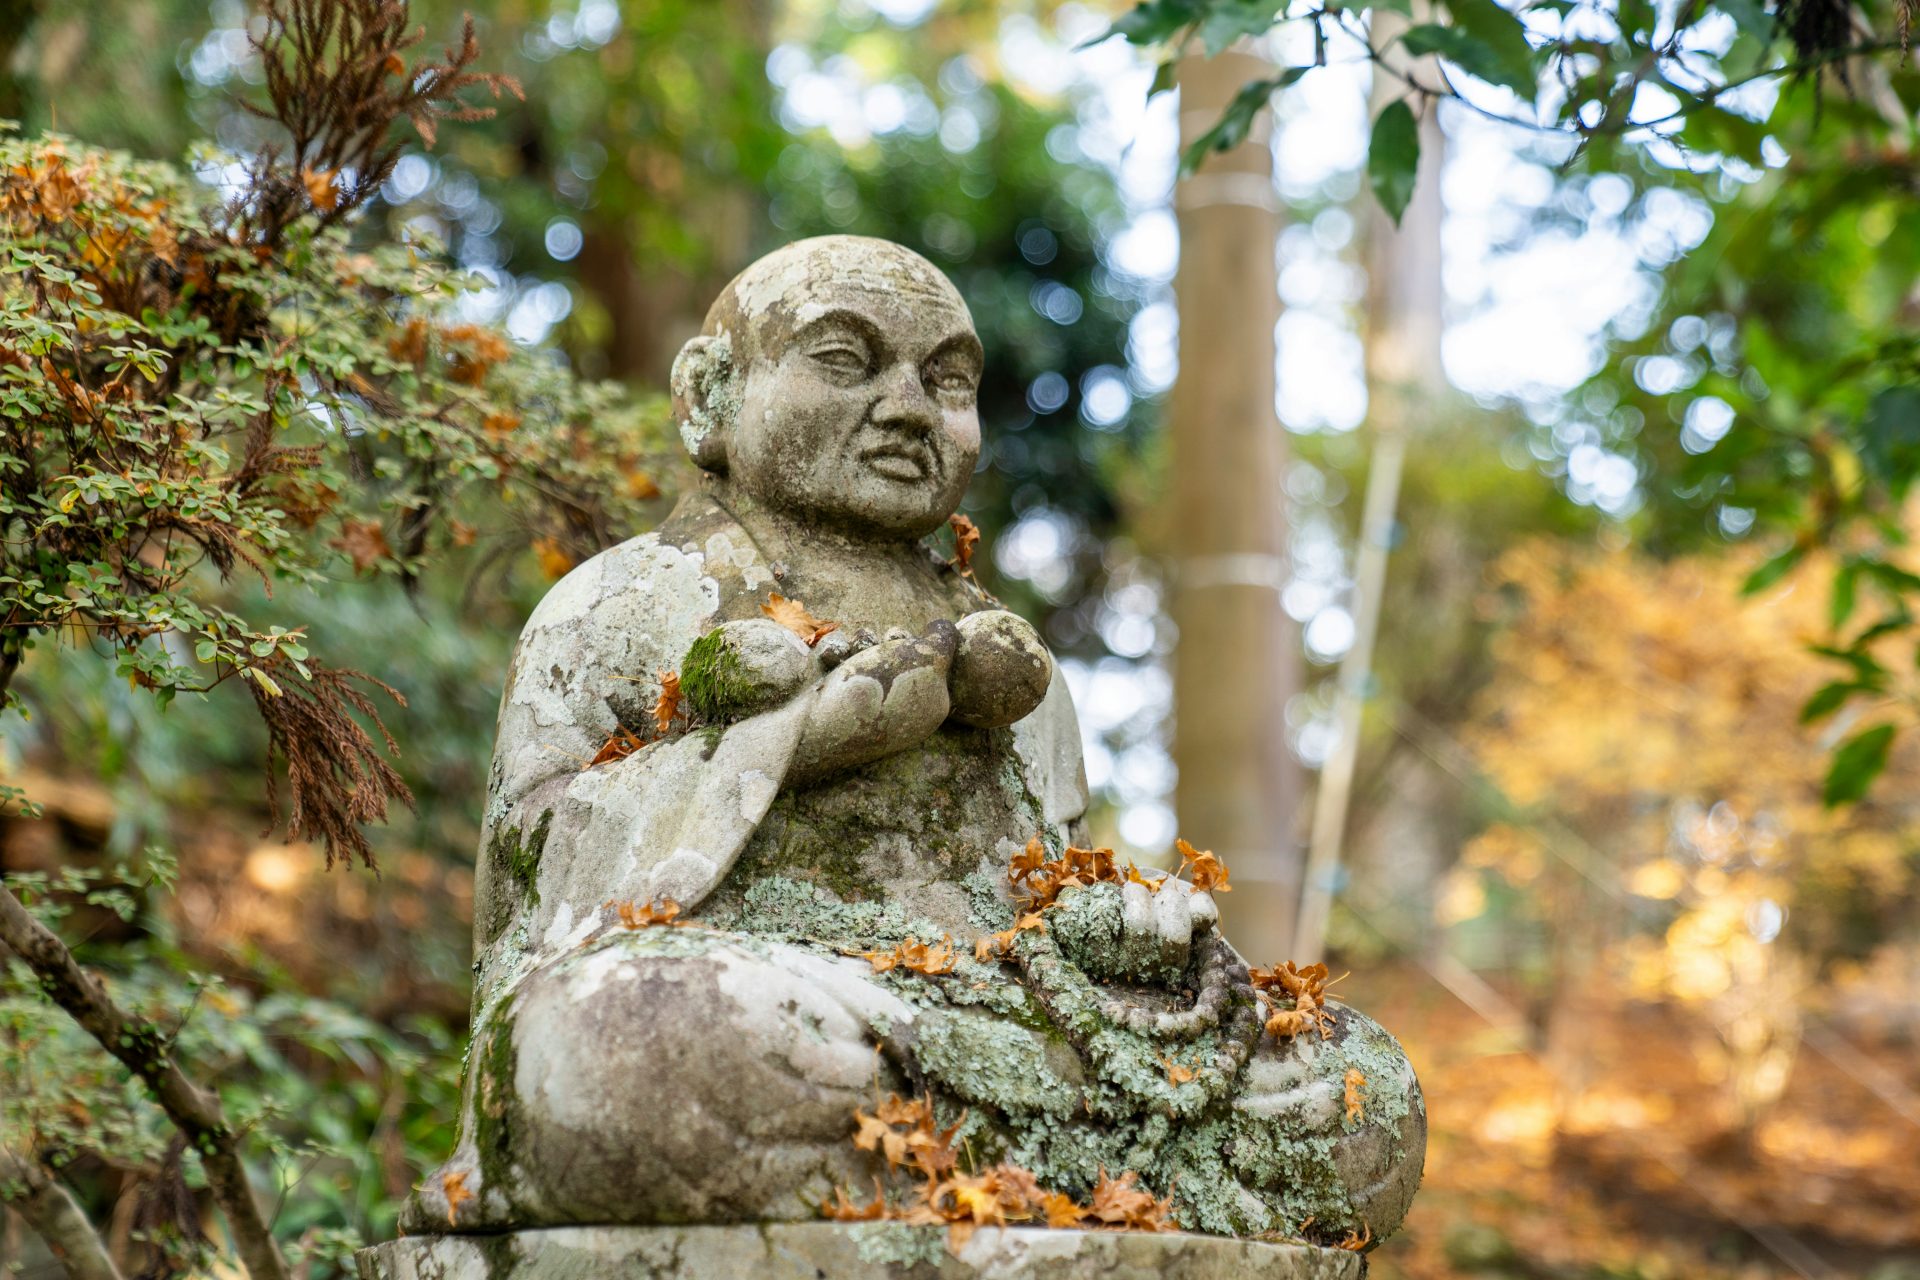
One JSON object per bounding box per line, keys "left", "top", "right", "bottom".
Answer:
{"left": 356, "top": 1224, "right": 1364, "bottom": 1280}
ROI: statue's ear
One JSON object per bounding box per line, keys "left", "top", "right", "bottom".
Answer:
{"left": 670, "top": 333, "right": 736, "bottom": 473}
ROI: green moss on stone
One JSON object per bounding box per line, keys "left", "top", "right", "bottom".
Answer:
{"left": 486, "top": 808, "right": 553, "bottom": 916}
{"left": 680, "top": 628, "right": 765, "bottom": 723}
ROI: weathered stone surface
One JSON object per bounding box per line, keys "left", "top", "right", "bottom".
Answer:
{"left": 358, "top": 1225, "right": 1365, "bottom": 1280}
{"left": 384, "top": 235, "right": 1426, "bottom": 1253}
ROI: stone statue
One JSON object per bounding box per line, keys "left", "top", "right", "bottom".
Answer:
{"left": 367, "top": 236, "right": 1423, "bottom": 1279}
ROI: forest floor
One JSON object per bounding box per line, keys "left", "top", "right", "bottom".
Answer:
{"left": 1347, "top": 963, "right": 1920, "bottom": 1280}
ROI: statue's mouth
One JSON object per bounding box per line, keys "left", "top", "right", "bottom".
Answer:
{"left": 860, "top": 445, "right": 934, "bottom": 483}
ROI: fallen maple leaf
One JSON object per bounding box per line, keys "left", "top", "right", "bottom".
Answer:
{"left": 948, "top": 512, "right": 982, "bottom": 576}
{"left": 441, "top": 1170, "right": 474, "bottom": 1226}
{"left": 1009, "top": 834, "right": 1050, "bottom": 885}
{"left": 1251, "top": 961, "right": 1337, "bottom": 1041}
{"left": 1344, "top": 1068, "right": 1367, "bottom": 1124}
{"left": 653, "top": 670, "right": 683, "bottom": 735}
{"left": 1041, "top": 1190, "right": 1087, "bottom": 1228}
{"left": 761, "top": 592, "right": 839, "bottom": 646}
{"left": 821, "top": 1182, "right": 888, "bottom": 1222}
{"left": 973, "top": 911, "right": 1047, "bottom": 962}
{"left": 608, "top": 897, "right": 681, "bottom": 929}
{"left": 1335, "top": 1223, "right": 1372, "bottom": 1251}
{"left": 1086, "top": 1168, "right": 1173, "bottom": 1232}
{"left": 862, "top": 935, "right": 957, "bottom": 976}
{"left": 589, "top": 727, "right": 646, "bottom": 767}
{"left": 1176, "top": 837, "right": 1232, "bottom": 893}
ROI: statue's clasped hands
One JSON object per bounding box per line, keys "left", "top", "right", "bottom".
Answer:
{"left": 687, "top": 608, "right": 1054, "bottom": 787}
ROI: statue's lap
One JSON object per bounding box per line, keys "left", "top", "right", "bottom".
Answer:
{"left": 435, "top": 912, "right": 1423, "bottom": 1240}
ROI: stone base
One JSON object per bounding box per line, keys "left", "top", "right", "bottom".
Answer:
{"left": 356, "top": 1224, "right": 1365, "bottom": 1279}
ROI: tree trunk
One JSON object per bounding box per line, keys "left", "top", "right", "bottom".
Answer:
{"left": 1169, "top": 48, "right": 1299, "bottom": 959}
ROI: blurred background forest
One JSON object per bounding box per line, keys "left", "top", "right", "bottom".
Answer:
{"left": 1, "top": 0, "right": 1918, "bottom": 1277}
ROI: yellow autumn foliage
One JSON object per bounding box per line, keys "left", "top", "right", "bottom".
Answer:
{"left": 1458, "top": 541, "right": 1920, "bottom": 1122}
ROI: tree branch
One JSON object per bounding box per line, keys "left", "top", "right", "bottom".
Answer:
{"left": 0, "top": 886, "right": 289, "bottom": 1280}
{"left": 0, "top": 1146, "right": 125, "bottom": 1280}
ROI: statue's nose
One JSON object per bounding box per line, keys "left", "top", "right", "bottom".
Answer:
{"left": 871, "top": 361, "right": 939, "bottom": 436}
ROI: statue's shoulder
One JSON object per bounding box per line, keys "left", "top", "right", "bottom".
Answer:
{"left": 517, "top": 493, "right": 760, "bottom": 643}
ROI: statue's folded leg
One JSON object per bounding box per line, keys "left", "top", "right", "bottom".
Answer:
{"left": 1228, "top": 1006, "right": 1427, "bottom": 1242}
{"left": 403, "top": 931, "right": 914, "bottom": 1232}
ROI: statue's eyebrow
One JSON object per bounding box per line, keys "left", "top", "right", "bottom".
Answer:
{"left": 793, "top": 308, "right": 887, "bottom": 355}
{"left": 925, "top": 329, "right": 984, "bottom": 370}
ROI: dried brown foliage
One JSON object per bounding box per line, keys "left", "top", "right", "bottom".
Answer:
{"left": 761, "top": 592, "right": 839, "bottom": 646}
{"left": 608, "top": 897, "right": 682, "bottom": 929}
{"left": 861, "top": 935, "right": 958, "bottom": 976}
{"left": 829, "top": 1093, "right": 1174, "bottom": 1247}
{"left": 238, "top": 0, "right": 522, "bottom": 247}
{"left": 947, "top": 512, "right": 981, "bottom": 577}
{"left": 973, "top": 910, "right": 1047, "bottom": 963}
{"left": 1175, "top": 838, "right": 1232, "bottom": 893}
{"left": 1006, "top": 834, "right": 1128, "bottom": 910}
{"left": 244, "top": 660, "right": 412, "bottom": 869}
{"left": 440, "top": 1170, "right": 474, "bottom": 1226}
{"left": 1344, "top": 1067, "right": 1367, "bottom": 1123}
{"left": 653, "top": 670, "right": 684, "bottom": 736}
{"left": 589, "top": 727, "right": 647, "bottom": 767}
{"left": 1250, "top": 961, "right": 1338, "bottom": 1041}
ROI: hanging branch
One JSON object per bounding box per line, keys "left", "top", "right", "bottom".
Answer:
{"left": 235, "top": 0, "right": 522, "bottom": 249}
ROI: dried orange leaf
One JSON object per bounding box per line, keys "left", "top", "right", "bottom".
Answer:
{"left": 653, "top": 670, "right": 683, "bottom": 735}
{"left": 441, "top": 1170, "right": 474, "bottom": 1226}
{"left": 1176, "top": 837, "right": 1232, "bottom": 893}
{"left": 948, "top": 512, "right": 982, "bottom": 576}
{"left": 761, "top": 592, "right": 839, "bottom": 646}
{"left": 1344, "top": 1067, "right": 1367, "bottom": 1123}
{"left": 608, "top": 897, "right": 681, "bottom": 929}
{"left": 589, "top": 727, "right": 646, "bottom": 767}
{"left": 302, "top": 167, "right": 339, "bottom": 211}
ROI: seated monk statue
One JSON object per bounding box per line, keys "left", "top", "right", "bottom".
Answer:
{"left": 399, "top": 235, "right": 1425, "bottom": 1247}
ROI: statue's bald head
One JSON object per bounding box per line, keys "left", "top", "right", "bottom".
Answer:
{"left": 672, "top": 238, "right": 976, "bottom": 469}
{"left": 670, "top": 237, "right": 984, "bottom": 540}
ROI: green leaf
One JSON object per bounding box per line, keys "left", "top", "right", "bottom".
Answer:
{"left": 1199, "top": 0, "right": 1288, "bottom": 55}
{"left": 1368, "top": 101, "right": 1422, "bottom": 225}
{"left": 1089, "top": 0, "right": 1202, "bottom": 46}
{"left": 1431, "top": 0, "right": 1538, "bottom": 98}
{"left": 1740, "top": 544, "right": 1804, "bottom": 595}
{"left": 1149, "top": 60, "right": 1178, "bottom": 99}
{"left": 1800, "top": 681, "right": 1861, "bottom": 724}
{"left": 1830, "top": 559, "right": 1860, "bottom": 629}
{"left": 1178, "top": 70, "right": 1308, "bottom": 175}
{"left": 1824, "top": 722, "right": 1896, "bottom": 807}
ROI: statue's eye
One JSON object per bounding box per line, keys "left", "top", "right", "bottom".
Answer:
{"left": 808, "top": 344, "right": 870, "bottom": 378}
{"left": 927, "top": 357, "right": 979, "bottom": 396}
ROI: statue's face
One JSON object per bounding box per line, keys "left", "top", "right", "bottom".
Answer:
{"left": 718, "top": 243, "right": 983, "bottom": 540}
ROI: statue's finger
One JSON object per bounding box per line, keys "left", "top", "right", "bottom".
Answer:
{"left": 1188, "top": 890, "right": 1219, "bottom": 931}
{"left": 1120, "top": 879, "right": 1155, "bottom": 972}
{"left": 1152, "top": 875, "right": 1191, "bottom": 972}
